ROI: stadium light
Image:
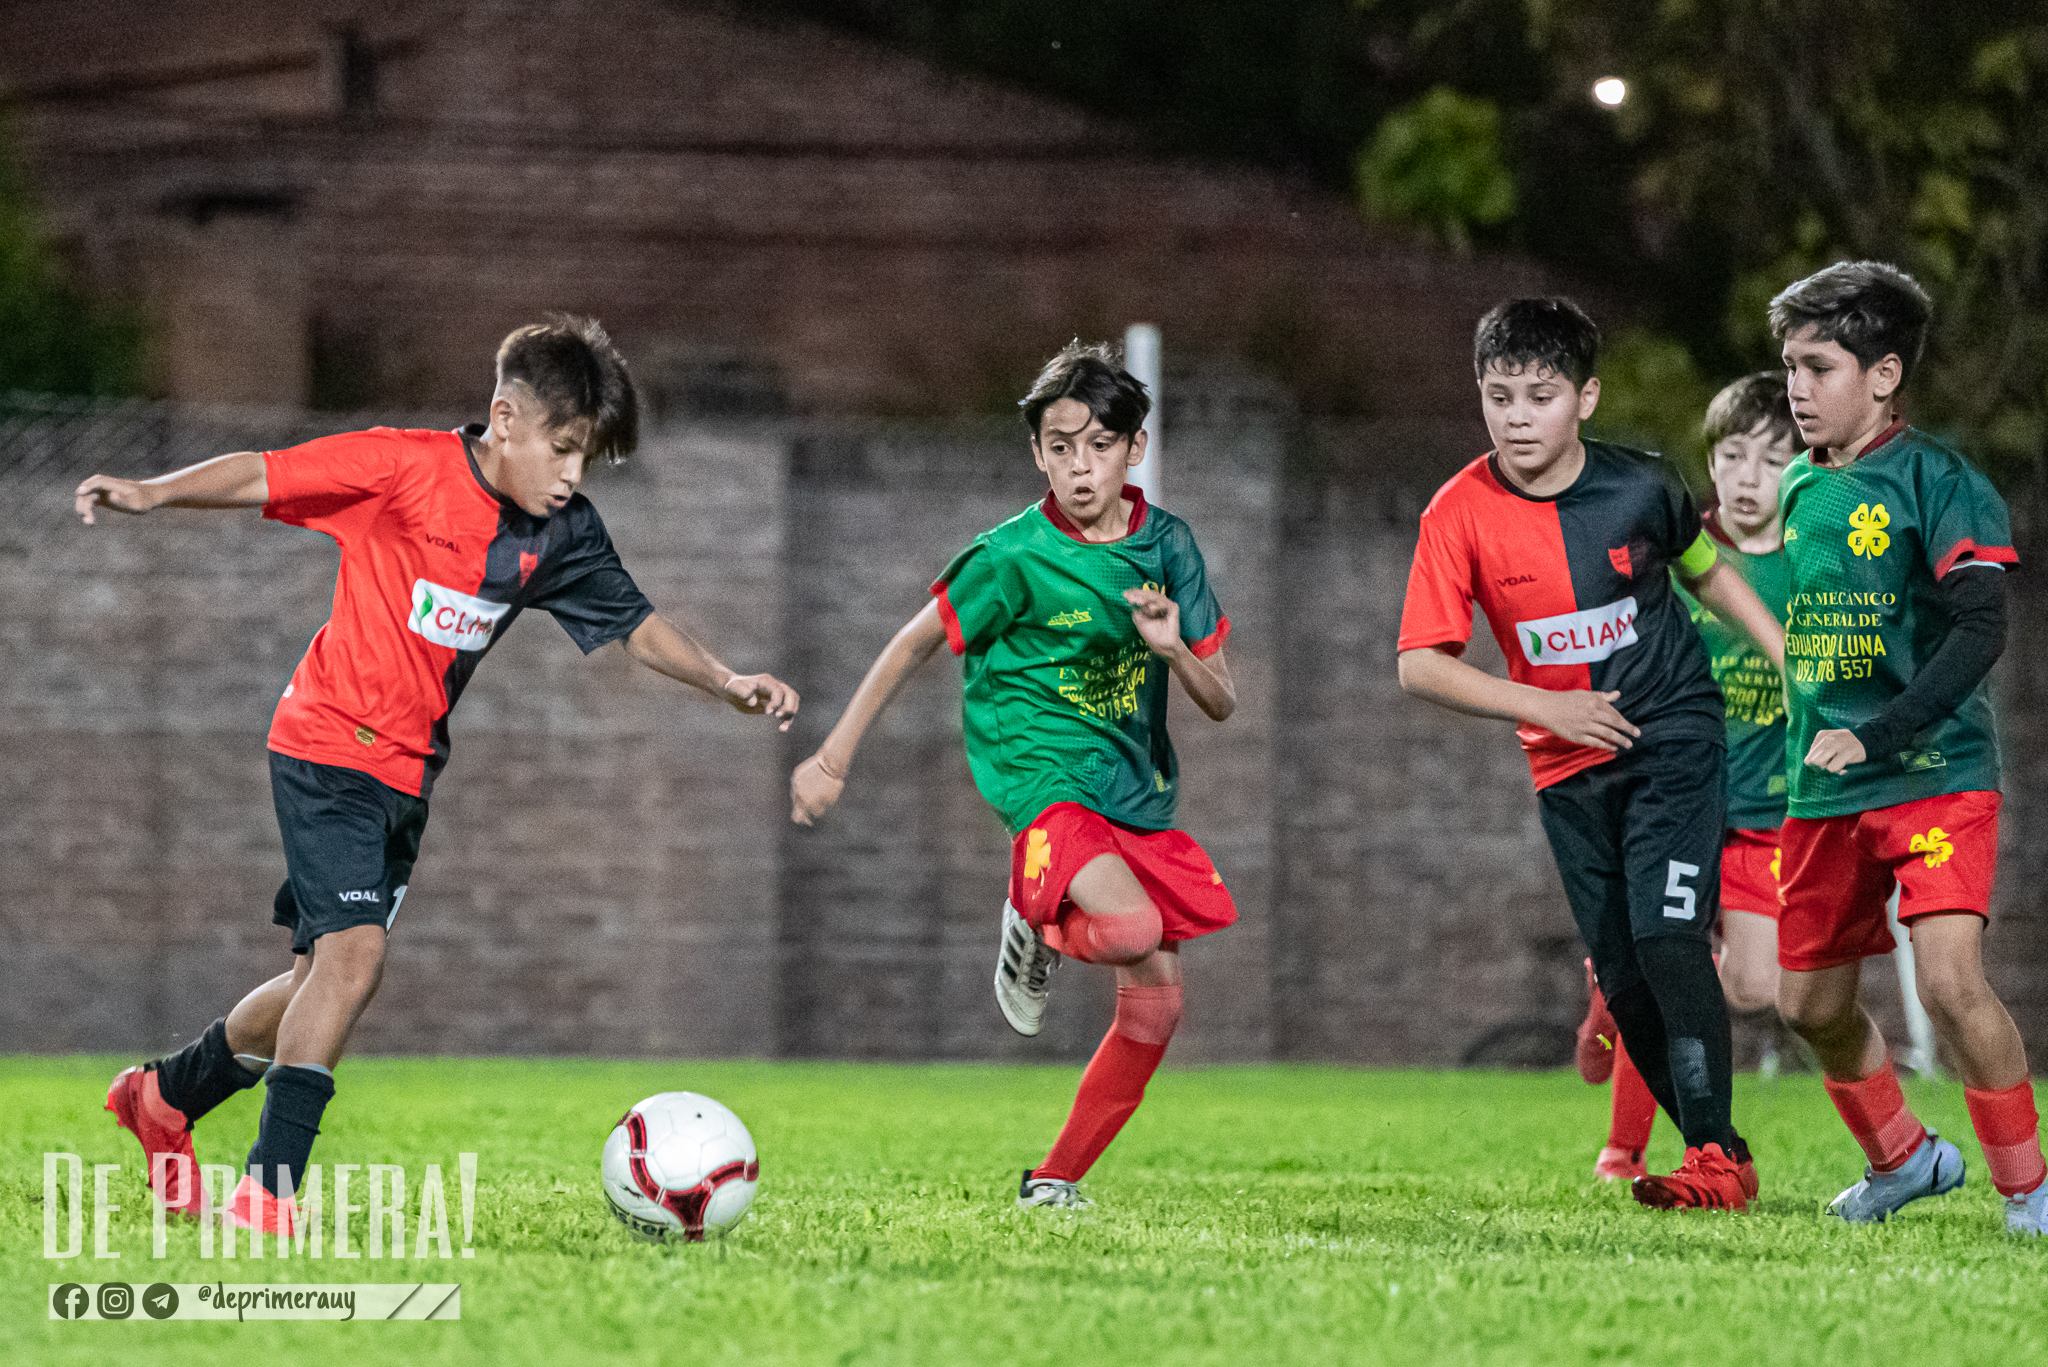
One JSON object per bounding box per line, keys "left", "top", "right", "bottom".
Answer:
{"left": 1123, "top": 322, "right": 1162, "bottom": 505}
{"left": 1592, "top": 77, "right": 1627, "bottom": 107}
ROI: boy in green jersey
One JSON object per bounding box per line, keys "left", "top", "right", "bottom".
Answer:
{"left": 790, "top": 342, "right": 1237, "bottom": 1208}
{"left": 1581, "top": 373, "right": 1796, "bottom": 1180}
{"left": 1768, "top": 261, "right": 2044, "bottom": 1234}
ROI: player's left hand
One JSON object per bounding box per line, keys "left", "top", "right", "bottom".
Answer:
{"left": 1803, "top": 727, "right": 1866, "bottom": 773}
{"left": 724, "top": 673, "right": 799, "bottom": 731}
{"left": 1123, "top": 587, "right": 1183, "bottom": 658}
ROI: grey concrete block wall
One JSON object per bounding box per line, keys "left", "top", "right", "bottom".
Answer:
{"left": 4, "top": 399, "right": 2041, "bottom": 1067}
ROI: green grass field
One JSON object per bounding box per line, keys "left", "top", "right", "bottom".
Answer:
{"left": 2, "top": 1056, "right": 2039, "bottom": 1365}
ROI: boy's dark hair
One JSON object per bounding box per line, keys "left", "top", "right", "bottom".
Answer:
{"left": 1768, "top": 260, "right": 1932, "bottom": 383}
{"left": 495, "top": 313, "right": 639, "bottom": 463}
{"left": 1473, "top": 297, "right": 1600, "bottom": 387}
{"left": 1704, "top": 371, "right": 1799, "bottom": 451}
{"left": 1019, "top": 340, "right": 1152, "bottom": 439}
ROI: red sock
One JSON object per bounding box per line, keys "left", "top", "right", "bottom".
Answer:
{"left": 1034, "top": 984, "right": 1181, "bottom": 1182}
{"left": 1608, "top": 1040, "right": 1657, "bottom": 1153}
{"left": 1965, "top": 1080, "right": 2047, "bottom": 1197}
{"left": 1824, "top": 1062, "right": 1927, "bottom": 1172}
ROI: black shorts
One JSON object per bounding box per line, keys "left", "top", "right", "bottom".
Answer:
{"left": 269, "top": 751, "right": 428, "bottom": 955}
{"left": 1536, "top": 737, "right": 1726, "bottom": 1001}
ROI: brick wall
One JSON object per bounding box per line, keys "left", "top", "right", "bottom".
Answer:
{"left": 1, "top": 0, "right": 1551, "bottom": 419}
{"left": 4, "top": 396, "right": 2039, "bottom": 1067}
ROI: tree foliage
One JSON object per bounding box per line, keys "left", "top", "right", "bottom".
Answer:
{"left": 0, "top": 117, "right": 141, "bottom": 397}
{"left": 782, "top": 2, "right": 2047, "bottom": 481}
{"left": 1356, "top": 87, "right": 1516, "bottom": 252}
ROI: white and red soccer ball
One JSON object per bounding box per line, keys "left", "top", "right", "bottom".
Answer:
{"left": 601, "top": 1091, "right": 760, "bottom": 1241}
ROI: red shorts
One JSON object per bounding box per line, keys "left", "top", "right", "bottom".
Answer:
{"left": 1777, "top": 790, "right": 2002, "bottom": 972}
{"left": 1720, "top": 827, "right": 1781, "bottom": 919}
{"left": 1008, "top": 802, "right": 1238, "bottom": 949}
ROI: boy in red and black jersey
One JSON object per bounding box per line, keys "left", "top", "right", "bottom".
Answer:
{"left": 1768, "top": 262, "right": 2045, "bottom": 1235}
{"left": 1583, "top": 372, "right": 1798, "bottom": 1182}
{"left": 81, "top": 317, "right": 799, "bottom": 1235}
{"left": 1399, "top": 299, "right": 1786, "bottom": 1210}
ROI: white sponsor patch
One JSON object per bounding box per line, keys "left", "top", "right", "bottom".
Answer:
{"left": 406, "top": 579, "right": 511, "bottom": 651}
{"left": 1516, "top": 596, "right": 1639, "bottom": 666}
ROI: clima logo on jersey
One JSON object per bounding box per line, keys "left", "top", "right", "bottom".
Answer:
{"left": 1516, "top": 597, "right": 1639, "bottom": 666}
{"left": 407, "top": 579, "right": 511, "bottom": 651}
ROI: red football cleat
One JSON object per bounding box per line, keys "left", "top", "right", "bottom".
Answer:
{"left": 1595, "top": 1145, "right": 1647, "bottom": 1182}
{"left": 105, "top": 1065, "right": 200, "bottom": 1217}
{"left": 225, "top": 1174, "right": 300, "bottom": 1237}
{"left": 1631, "top": 1143, "right": 1752, "bottom": 1212}
{"left": 1576, "top": 959, "right": 1618, "bottom": 1084}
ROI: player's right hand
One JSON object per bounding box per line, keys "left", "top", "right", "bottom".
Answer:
{"left": 74, "top": 474, "right": 157, "bottom": 525}
{"left": 790, "top": 753, "right": 845, "bottom": 826}
{"left": 1533, "top": 689, "right": 1639, "bottom": 751}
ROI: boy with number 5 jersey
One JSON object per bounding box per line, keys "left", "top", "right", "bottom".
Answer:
{"left": 1399, "top": 299, "right": 1785, "bottom": 1211}
{"left": 1767, "top": 262, "right": 2045, "bottom": 1234}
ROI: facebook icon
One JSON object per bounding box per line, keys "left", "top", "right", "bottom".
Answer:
{"left": 51, "top": 1283, "right": 89, "bottom": 1319}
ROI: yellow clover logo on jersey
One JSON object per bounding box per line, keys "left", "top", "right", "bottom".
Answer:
{"left": 1023, "top": 829, "right": 1052, "bottom": 882}
{"left": 1909, "top": 827, "right": 1953, "bottom": 869}
{"left": 1847, "top": 503, "right": 1891, "bottom": 558}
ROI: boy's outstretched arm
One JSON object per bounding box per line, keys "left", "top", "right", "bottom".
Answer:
{"left": 74, "top": 451, "right": 270, "bottom": 524}
{"left": 1681, "top": 557, "right": 1786, "bottom": 670}
{"left": 623, "top": 614, "right": 799, "bottom": 730}
{"left": 1397, "top": 646, "right": 1641, "bottom": 751}
{"left": 1123, "top": 587, "right": 1234, "bottom": 721}
{"left": 790, "top": 599, "right": 948, "bottom": 825}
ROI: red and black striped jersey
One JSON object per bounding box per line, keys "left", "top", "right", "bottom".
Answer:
{"left": 1399, "top": 440, "right": 1725, "bottom": 788}
{"left": 262, "top": 425, "right": 654, "bottom": 798}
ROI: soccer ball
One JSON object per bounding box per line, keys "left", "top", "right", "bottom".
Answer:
{"left": 601, "top": 1091, "right": 760, "bottom": 1242}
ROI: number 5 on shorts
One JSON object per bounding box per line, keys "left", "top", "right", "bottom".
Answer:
{"left": 1662, "top": 860, "right": 1699, "bottom": 921}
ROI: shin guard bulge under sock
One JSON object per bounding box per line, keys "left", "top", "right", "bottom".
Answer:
{"left": 1824, "top": 1062, "right": 1927, "bottom": 1173}
{"left": 1608, "top": 1040, "right": 1658, "bottom": 1153}
{"left": 152, "top": 1018, "right": 263, "bottom": 1123}
{"left": 1034, "top": 983, "right": 1183, "bottom": 1182}
{"left": 245, "top": 1065, "right": 337, "bottom": 1198}
{"left": 1964, "top": 1080, "right": 2047, "bottom": 1197}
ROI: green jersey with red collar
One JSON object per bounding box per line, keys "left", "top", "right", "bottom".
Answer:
{"left": 1675, "top": 510, "right": 1791, "bottom": 829}
{"left": 932, "top": 486, "right": 1230, "bottom": 834}
{"left": 1779, "top": 421, "right": 2017, "bottom": 819}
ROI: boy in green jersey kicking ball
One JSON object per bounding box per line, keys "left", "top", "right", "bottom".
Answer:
{"left": 790, "top": 341, "right": 1237, "bottom": 1208}
{"left": 1767, "top": 261, "right": 2045, "bottom": 1233}
{"left": 1580, "top": 373, "right": 1796, "bottom": 1180}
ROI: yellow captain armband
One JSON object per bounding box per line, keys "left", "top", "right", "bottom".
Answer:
{"left": 1678, "top": 530, "right": 1718, "bottom": 579}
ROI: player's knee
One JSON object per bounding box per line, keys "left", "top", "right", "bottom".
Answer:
{"left": 1113, "top": 981, "right": 1183, "bottom": 1046}
{"left": 1776, "top": 983, "right": 1851, "bottom": 1039}
{"left": 1912, "top": 957, "right": 1991, "bottom": 1024}
{"left": 1720, "top": 964, "right": 1778, "bottom": 1016}
{"left": 314, "top": 927, "right": 387, "bottom": 997}
{"left": 1070, "top": 905, "right": 1163, "bottom": 966}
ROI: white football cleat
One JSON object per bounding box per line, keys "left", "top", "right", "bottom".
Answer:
{"left": 993, "top": 900, "right": 1059, "bottom": 1037}
{"left": 1017, "top": 1170, "right": 1092, "bottom": 1209}
{"left": 2005, "top": 1180, "right": 2048, "bottom": 1236}
{"left": 1827, "top": 1131, "right": 1965, "bottom": 1223}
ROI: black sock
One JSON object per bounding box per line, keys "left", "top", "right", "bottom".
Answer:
{"left": 244, "top": 1065, "right": 336, "bottom": 1198}
{"left": 150, "top": 1019, "right": 262, "bottom": 1124}
{"left": 1634, "top": 936, "right": 1738, "bottom": 1155}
